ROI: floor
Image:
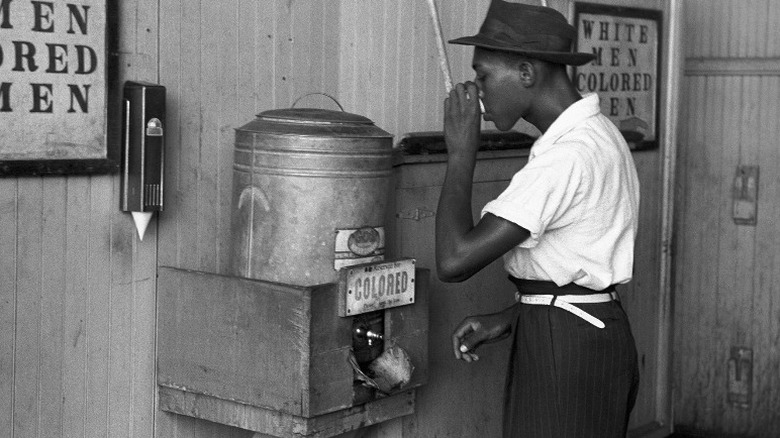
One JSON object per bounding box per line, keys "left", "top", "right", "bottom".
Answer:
{"left": 667, "top": 431, "right": 755, "bottom": 438}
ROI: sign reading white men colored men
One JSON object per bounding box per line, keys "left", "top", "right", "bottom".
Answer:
{"left": 0, "top": 0, "right": 111, "bottom": 174}
{"left": 574, "top": 3, "right": 662, "bottom": 150}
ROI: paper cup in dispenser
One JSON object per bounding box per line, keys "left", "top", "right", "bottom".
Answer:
{"left": 230, "top": 101, "right": 393, "bottom": 286}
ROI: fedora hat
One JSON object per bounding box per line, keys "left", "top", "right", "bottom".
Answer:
{"left": 449, "top": 0, "right": 595, "bottom": 66}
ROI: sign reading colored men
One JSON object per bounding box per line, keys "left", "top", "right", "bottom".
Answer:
{"left": 574, "top": 4, "right": 661, "bottom": 149}
{"left": 0, "top": 0, "right": 107, "bottom": 164}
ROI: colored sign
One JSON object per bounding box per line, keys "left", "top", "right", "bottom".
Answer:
{"left": 574, "top": 3, "right": 662, "bottom": 150}
{"left": 339, "top": 258, "right": 415, "bottom": 317}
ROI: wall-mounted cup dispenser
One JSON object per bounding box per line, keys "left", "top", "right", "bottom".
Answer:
{"left": 120, "top": 81, "right": 165, "bottom": 240}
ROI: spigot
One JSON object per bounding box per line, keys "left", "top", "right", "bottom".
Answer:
{"left": 354, "top": 326, "right": 384, "bottom": 346}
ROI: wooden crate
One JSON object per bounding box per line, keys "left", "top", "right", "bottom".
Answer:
{"left": 157, "top": 266, "right": 428, "bottom": 437}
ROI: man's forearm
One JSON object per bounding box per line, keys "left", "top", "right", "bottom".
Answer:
{"left": 435, "top": 153, "right": 478, "bottom": 281}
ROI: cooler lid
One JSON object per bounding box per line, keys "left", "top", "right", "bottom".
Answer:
{"left": 257, "top": 108, "right": 374, "bottom": 125}
{"left": 240, "top": 106, "right": 391, "bottom": 139}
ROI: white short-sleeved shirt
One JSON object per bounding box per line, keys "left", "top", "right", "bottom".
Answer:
{"left": 481, "top": 93, "right": 640, "bottom": 291}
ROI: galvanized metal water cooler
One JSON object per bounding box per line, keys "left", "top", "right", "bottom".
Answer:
{"left": 229, "top": 106, "right": 394, "bottom": 285}
{"left": 156, "top": 104, "right": 429, "bottom": 438}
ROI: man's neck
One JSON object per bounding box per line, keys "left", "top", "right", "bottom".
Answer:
{"left": 527, "top": 77, "right": 582, "bottom": 133}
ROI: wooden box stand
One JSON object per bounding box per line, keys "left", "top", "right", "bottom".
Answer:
{"left": 157, "top": 266, "right": 429, "bottom": 437}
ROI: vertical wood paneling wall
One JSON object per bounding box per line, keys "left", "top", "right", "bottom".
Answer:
{"left": 0, "top": 0, "right": 160, "bottom": 435}
{"left": 675, "top": 1, "right": 780, "bottom": 436}
{"left": 1, "top": 0, "right": 674, "bottom": 437}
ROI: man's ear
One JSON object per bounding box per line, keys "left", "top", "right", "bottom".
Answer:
{"left": 517, "top": 60, "right": 536, "bottom": 87}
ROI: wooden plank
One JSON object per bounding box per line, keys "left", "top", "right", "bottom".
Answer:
{"left": 320, "top": 3, "right": 341, "bottom": 101}
{"left": 0, "top": 179, "right": 17, "bottom": 438}
{"left": 728, "top": 0, "right": 741, "bottom": 57}
{"left": 369, "top": 0, "right": 387, "bottom": 126}
{"left": 418, "top": 0, "right": 435, "bottom": 134}
{"left": 621, "top": 150, "right": 662, "bottom": 428}
{"left": 308, "top": 282, "right": 356, "bottom": 416}
{"left": 350, "top": 0, "right": 371, "bottom": 118}
{"left": 211, "top": 4, "right": 243, "bottom": 421}
{"left": 704, "top": 0, "right": 718, "bottom": 57}
{"left": 744, "top": 0, "right": 761, "bottom": 57}
{"left": 751, "top": 75, "right": 780, "bottom": 434}
{"left": 715, "top": 75, "right": 747, "bottom": 433}
{"left": 235, "top": 0, "right": 259, "bottom": 120}
{"left": 734, "top": 77, "right": 755, "bottom": 430}
{"left": 159, "top": 386, "right": 414, "bottom": 438}
{"left": 13, "top": 177, "right": 43, "bottom": 438}
{"left": 337, "top": 0, "right": 357, "bottom": 114}
{"left": 407, "top": 0, "right": 427, "bottom": 133}
{"left": 272, "top": 0, "right": 293, "bottom": 108}
{"left": 106, "top": 87, "right": 138, "bottom": 438}
{"left": 157, "top": 267, "right": 314, "bottom": 415}
{"left": 670, "top": 71, "right": 689, "bottom": 421}
{"left": 310, "top": 2, "right": 326, "bottom": 96}
{"left": 675, "top": 75, "right": 714, "bottom": 427}
{"left": 215, "top": 0, "right": 240, "bottom": 275}
{"left": 393, "top": 149, "right": 528, "bottom": 189}
{"left": 766, "top": 78, "right": 780, "bottom": 434}
{"left": 380, "top": 1, "right": 398, "bottom": 133}
{"left": 60, "top": 177, "right": 89, "bottom": 438}
{"left": 175, "top": 0, "right": 203, "bottom": 270}
{"left": 725, "top": 76, "right": 759, "bottom": 432}
{"left": 254, "top": 0, "right": 275, "bottom": 113}
{"left": 697, "top": 75, "right": 727, "bottom": 429}
{"left": 197, "top": 0, "right": 222, "bottom": 272}
{"left": 673, "top": 73, "right": 693, "bottom": 425}
{"left": 769, "top": 0, "right": 780, "bottom": 56}
{"left": 132, "top": 209, "right": 159, "bottom": 435}
{"left": 108, "top": 209, "right": 134, "bottom": 438}
{"left": 713, "top": 74, "right": 739, "bottom": 431}
{"left": 83, "top": 177, "right": 112, "bottom": 438}
{"left": 685, "top": 57, "right": 780, "bottom": 76}
{"left": 156, "top": 0, "right": 183, "bottom": 269}
{"left": 290, "top": 0, "right": 313, "bottom": 102}
{"left": 393, "top": 0, "right": 414, "bottom": 138}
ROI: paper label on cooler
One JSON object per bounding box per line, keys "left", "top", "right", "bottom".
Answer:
{"left": 334, "top": 226, "right": 385, "bottom": 270}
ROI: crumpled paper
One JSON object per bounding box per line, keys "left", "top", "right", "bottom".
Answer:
{"left": 349, "top": 344, "right": 414, "bottom": 394}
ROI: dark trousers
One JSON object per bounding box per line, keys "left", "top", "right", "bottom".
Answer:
{"left": 503, "top": 279, "right": 639, "bottom": 438}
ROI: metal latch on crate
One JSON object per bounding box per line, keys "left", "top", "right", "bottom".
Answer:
{"left": 396, "top": 208, "right": 435, "bottom": 221}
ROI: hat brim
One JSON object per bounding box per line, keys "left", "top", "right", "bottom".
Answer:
{"left": 449, "top": 35, "right": 595, "bottom": 66}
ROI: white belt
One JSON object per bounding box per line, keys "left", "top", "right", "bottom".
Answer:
{"left": 515, "top": 292, "right": 618, "bottom": 329}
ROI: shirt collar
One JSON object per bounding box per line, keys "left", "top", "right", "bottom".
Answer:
{"left": 529, "top": 93, "right": 601, "bottom": 158}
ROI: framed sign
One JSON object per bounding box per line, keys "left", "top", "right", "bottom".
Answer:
{"left": 0, "top": 0, "right": 119, "bottom": 175}
{"left": 573, "top": 3, "right": 662, "bottom": 151}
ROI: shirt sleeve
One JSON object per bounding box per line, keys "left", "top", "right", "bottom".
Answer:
{"left": 481, "top": 146, "right": 587, "bottom": 248}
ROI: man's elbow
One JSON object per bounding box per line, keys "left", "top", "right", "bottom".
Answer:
{"left": 436, "top": 255, "right": 473, "bottom": 283}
